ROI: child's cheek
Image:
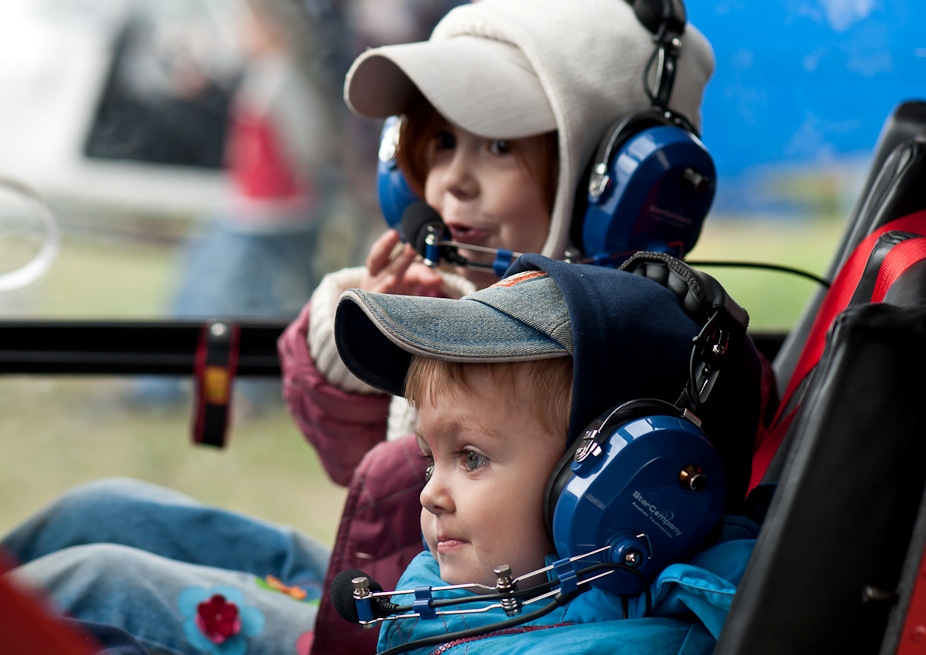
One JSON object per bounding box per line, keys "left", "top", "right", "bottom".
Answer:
{"left": 420, "top": 508, "right": 438, "bottom": 554}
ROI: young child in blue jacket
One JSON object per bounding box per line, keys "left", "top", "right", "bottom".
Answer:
{"left": 331, "top": 253, "right": 763, "bottom": 654}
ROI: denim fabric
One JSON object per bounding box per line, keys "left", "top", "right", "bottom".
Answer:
{"left": 2, "top": 479, "right": 330, "bottom": 655}
{"left": 172, "top": 220, "right": 324, "bottom": 321}
{"left": 338, "top": 270, "right": 572, "bottom": 364}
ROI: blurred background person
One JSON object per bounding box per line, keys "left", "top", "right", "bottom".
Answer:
{"left": 170, "top": 0, "right": 340, "bottom": 323}
{"left": 136, "top": 0, "right": 342, "bottom": 411}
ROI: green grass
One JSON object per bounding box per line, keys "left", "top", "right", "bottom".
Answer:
{"left": 2, "top": 234, "right": 178, "bottom": 317}
{"left": 0, "top": 216, "right": 846, "bottom": 550}
{"left": 0, "top": 378, "right": 347, "bottom": 546}
{"left": 689, "top": 216, "right": 845, "bottom": 330}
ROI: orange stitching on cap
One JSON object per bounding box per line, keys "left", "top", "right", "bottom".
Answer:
{"left": 491, "top": 270, "right": 548, "bottom": 288}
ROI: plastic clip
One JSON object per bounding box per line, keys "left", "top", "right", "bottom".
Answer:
{"left": 192, "top": 320, "right": 240, "bottom": 448}
{"left": 413, "top": 587, "right": 437, "bottom": 620}
{"left": 492, "top": 249, "right": 515, "bottom": 277}
{"left": 553, "top": 557, "right": 579, "bottom": 595}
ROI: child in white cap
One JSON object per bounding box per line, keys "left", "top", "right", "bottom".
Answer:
{"left": 281, "top": 0, "right": 715, "bottom": 478}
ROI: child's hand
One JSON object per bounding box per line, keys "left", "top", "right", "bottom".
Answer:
{"left": 360, "top": 230, "right": 444, "bottom": 296}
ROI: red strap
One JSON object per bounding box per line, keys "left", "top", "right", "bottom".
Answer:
{"left": 871, "top": 237, "right": 926, "bottom": 303}
{"left": 776, "top": 209, "right": 926, "bottom": 424}
{"left": 896, "top": 539, "right": 926, "bottom": 654}
{"left": 192, "top": 321, "right": 240, "bottom": 448}
{"left": 750, "top": 210, "right": 926, "bottom": 490}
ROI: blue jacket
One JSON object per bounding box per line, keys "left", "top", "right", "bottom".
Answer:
{"left": 377, "top": 517, "right": 758, "bottom": 655}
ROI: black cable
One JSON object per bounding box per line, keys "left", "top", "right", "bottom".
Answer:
{"left": 377, "top": 588, "right": 586, "bottom": 655}
{"left": 575, "top": 562, "right": 653, "bottom": 616}
{"left": 686, "top": 260, "right": 831, "bottom": 288}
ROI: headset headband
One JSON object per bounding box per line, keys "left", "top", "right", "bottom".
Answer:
{"left": 618, "top": 251, "right": 749, "bottom": 411}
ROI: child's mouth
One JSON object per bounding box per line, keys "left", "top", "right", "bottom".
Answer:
{"left": 446, "top": 223, "right": 491, "bottom": 245}
{"left": 436, "top": 538, "right": 468, "bottom": 553}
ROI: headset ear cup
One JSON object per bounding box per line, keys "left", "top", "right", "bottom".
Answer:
{"left": 571, "top": 114, "right": 658, "bottom": 256}
{"left": 543, "top": 399, "right": 684, "bottom": 540}
{"left": 576, "top": 110, "right": 713, "bottom": 261}
{"left": 377, "top": 116, "right": 421, "bottom": 237}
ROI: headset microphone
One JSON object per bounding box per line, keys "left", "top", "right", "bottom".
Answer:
{"left": 330, "top": 569, "right": 402, "bottom": 624}
{"left": 401, "top": 202, "right": 522, "bottom": 276}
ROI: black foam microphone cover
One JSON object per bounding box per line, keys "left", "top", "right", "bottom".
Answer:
{"left": 330, "top": 569, "right": 385, "bottom": 624}
{"left": 401, "top": 201, "right": 446, "bottom": 258}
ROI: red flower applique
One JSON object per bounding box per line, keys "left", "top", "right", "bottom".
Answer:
{"left": 196, "top": 594, "right": 242, "bottom": 644}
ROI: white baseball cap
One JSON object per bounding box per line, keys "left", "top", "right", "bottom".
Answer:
{"left": 344, "top": 35, "right": 557, "bottom": 139}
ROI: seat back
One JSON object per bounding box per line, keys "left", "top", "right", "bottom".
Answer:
{"left": 717, "top": 303, "right": 926, "bottom": 655}
{"left": 773, "top": 100, "right": 926, "bottom": 397}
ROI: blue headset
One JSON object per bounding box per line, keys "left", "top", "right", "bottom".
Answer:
{"left": 375, "top": 0, "right": 715, "bottom": 266}
{"left": 541, "top": 251, "right": 746, "bottom": 597}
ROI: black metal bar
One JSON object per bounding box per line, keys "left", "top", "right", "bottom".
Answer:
{"left": 0, "top": 320, "right": 288, "bottom": 376}
{"left": 0, "top": 320, "right": 787, "bottom": 380}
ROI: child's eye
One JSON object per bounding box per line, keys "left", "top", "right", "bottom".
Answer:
{"left": 434, "top": 131, "right": 456, "bottom": 151}
{"left": 489, "top": 140, "right": 512, "bottom": 155}
{"left": 462, "top": 449, "right": 488, "bottom": 472}
{"left": 417, "top": 449, "right": 435, "bottom": 479}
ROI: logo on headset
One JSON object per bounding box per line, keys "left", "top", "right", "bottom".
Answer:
{"left": 633, "top": 491, "right": 683, "bottom": 538}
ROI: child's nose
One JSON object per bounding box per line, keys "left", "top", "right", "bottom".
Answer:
{"left": 441, "top": 148, "right": 479, "bottom": 201}
{"left": 419, "top": 472, "right": 454, "bottom": 514}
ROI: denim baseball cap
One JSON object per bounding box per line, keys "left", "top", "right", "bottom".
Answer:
{"left": 336, "top": 269, "right": 572, "bottom": 394}
{"left": 336, "top": 255, "right": 700, "bottom": 445}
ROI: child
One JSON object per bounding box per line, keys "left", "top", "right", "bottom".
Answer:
{"left": 3, "top": 2, "right": 719, "bottom": 654}
{"left": 331, "top": 253, "right": 762, "bottom": 653}
{"left": 283, "top": 0, "right": 715, "bottom": 469}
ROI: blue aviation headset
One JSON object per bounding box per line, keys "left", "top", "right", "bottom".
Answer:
{"left": 375, "top": 0, "right": 716, "bottom": 266}
{"left": 332, "top": 252, "right": 750, "bottom": 655}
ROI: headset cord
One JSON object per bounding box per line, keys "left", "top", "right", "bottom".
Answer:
{"left": 575, "top": 562, "right": 653, "bottom": 617}
{"left": 685, "top": 260, "right": 831, "bottom": 288}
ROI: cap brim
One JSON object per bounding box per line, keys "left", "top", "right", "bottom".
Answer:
{"left": 335, "top": 287, "right": 570, "bottom": 396}
{"left": 344, "top": 36, "right": 556, "bottom": 139}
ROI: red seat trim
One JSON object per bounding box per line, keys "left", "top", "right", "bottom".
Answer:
{"left": 750, "top": 209, "right": 926, "bottom": 490}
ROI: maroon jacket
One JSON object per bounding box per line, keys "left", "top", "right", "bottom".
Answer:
{"left": 279, "top": 301, "right": 427, "bottom": 654}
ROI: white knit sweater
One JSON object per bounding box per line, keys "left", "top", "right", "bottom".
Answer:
{"left": 307, "top": 266, "right": 477, "bottom": 440}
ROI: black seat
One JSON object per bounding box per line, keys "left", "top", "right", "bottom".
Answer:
{"left": 717, "top": 303, "right": 926, "bottom": 655}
